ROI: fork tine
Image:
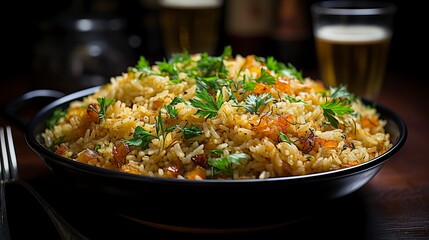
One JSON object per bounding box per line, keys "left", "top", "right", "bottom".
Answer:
{"left": 0, "top": 127, "right": 10, "bottom": 180}
{"left": 0, "top": 126, "right": 12, "bottom": 240}
{"left": 5, "top": 127, "right": 18, "bottom": 180}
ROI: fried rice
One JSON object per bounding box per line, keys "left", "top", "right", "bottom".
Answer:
{"left": 41, "top": 47, "right": 392, "bottom": 180}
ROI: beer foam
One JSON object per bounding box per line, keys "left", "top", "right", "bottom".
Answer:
{"left": 159, "top": 0, "right": 222, "bottom": 8}
{"left": 316, "top": 25, "right": 389, "bottom": 42}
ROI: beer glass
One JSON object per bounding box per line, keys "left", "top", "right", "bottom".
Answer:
{"left": 159, "top": 0, "right": 223, "bottom": 57}
{"left": 311, "top": 1, "right": 396, "bottom": 100}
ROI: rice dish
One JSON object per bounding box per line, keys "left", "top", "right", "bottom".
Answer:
{"left": 42, "top": 47, "right": 392, "bottom": 180}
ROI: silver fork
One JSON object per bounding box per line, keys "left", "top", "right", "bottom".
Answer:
{"left": 0, "top": 126, "right": 89, "bottom": 240}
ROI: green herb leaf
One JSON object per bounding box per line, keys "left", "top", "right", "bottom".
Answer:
{"left": 279, "top": 132, "right": 293, "bottom": 143}
{"left": 266, "top": 56, "right": 284, "bottom": 72}
{"left": 49, "top": 135, "right": 64, "bottom": 151}
{"left": 46, "top": 108, "right": 66, "bottom": 130}
{"left": 266, "top": 57, "right": 303, "bottom": 82}
{"left": 195, "top": 76, "right": 232, "bottom": 93}
{"left": 284, "top": 95, "right": 306, "bottom": 103}
{"left": 156, "top": 60, "right": 179, "bottom": 80}
{"left": 281, "top": 63, "right": 304, "bottom": 82}
{"left": 221, "top": 45, "right": 232, "bottom": 58}
{"left": 190, "top": 90, "right": 223, "bottom": 119}
{"left": 320, "top": 99, "right": 354, "bottom": 128}
{"left": 176, "top": 125, "right": 202, "bottom": 139}
{"left": 256, "top": 68, "right": 276, "bottom": 85}
{"left": 164, "top": 97, "right": 183, "bottom": 118}
{"left": 208, "top": 153, "right": 250, "bottom": 178}
{"left": 242, "top": 75, "right": 257, "bottom": 91}
{"left": 238, "top": 93, "right": 273, "bottom": 115}
{"left": 329, "top": 85, "right": 356, "bottom": 103}
{"left": 88, "top": 97, "right": 114, "bottom": 120}
{"left": 123, "top": 126, "right": 155, "bottom": 149}
{"left": 155, "top": 113, "right": 166, "bottom": 148}
{"left": 135, "top": 56, "right": 150, "bottom": 71}
{"left": 197, "top": 53, "right": 228, "bottom": 78}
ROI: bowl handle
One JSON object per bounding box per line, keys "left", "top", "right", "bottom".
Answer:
{"left": 2, "top": 89, "right": 65, "bottom": 131}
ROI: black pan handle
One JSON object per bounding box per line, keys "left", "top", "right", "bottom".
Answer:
{"left": 3, "top": 89, "right": 66, "bottom": 131}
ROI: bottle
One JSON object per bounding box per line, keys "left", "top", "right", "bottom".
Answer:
{"left": 223, "top": 0, "right": 275, "bottom": 56}
{"left": 271, "top": 0, "right": 313, "bottom": 69}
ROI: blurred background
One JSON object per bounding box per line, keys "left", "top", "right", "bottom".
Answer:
{"left": 0, "top": 0, "right": 425, "bottom": 93}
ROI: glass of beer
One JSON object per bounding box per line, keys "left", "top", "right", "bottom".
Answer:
{"left": 159, "top": 0, "right": 223, "bottom": 57}
{"left": 311, "top": 1, "right": 396, "bottom": 100}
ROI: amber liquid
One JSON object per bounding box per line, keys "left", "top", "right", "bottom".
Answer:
{"left": 315, "top": 25, "right": 391, "bottom": 99}
{"left": 159, "top": 1, "right": 222, "bottom": 56}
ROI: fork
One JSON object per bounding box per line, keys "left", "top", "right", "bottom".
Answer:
{"left": 0, "top": 126, "right": 89, "bottom": 240}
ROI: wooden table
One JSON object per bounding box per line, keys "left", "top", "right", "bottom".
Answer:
{"left": 0, "top": 69, "right": 428, "bottom": 239}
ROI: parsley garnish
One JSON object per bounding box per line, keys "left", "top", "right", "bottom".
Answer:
{"left": 266, "top": 57, "right": 303, "bottom": 82}
{"left": 256, "top": 68, "right": 276, "bottom": 85}
{"left": 238, "top": 93, "right": 273, "bottom": 115}
{"left": 284, "top": 95, "right": 306, "bottom": 103}
{"left": 135, "top": 56, "right": 150, "bottom": 71}
{"left": 46, "top": 108, "right": 66, "bottom": 130}
{"left": 221, "top": 45, "right": 232, "bottom": 58}
{"left": 123, "top": 126, "right": 155, "bottom": 149}
{"left": 242, "top": 75, "right": 257, "bottom": 91}
{"left": 196, "top": 76, "right": 232, "bottom": 93}
{"left": 197, "top": 53, "right": 228, "bottom": 78}
{"left": 320, "top": 99, "right": 354, "bottom": 128}
{"left": 156, "top": 59, "right": 179, "bottom": 80}
{"left": 49, "top": 135, "right": 64, "bottom": 151}
{"left": 279, "top": 132, "right": 293, "bottom": 143}
{"left": 208, "top": 153, "right": 249, "bottom": 178}
{"left": 155, "top": 113, "right": 165, "bottom": 145}
{"left": 176, "top": 125, "right": 202, "bottom": 140}
{"left": 190, "top": 90, "right": 223, "bottom": 119}
{"left": 164, "top": 97, "right": 183, "bottom": 118}
{"left": 329, "top": 85, "right": 356, "bottom": 103}
{"left": 88, "top": 97, "right": 114, "bottom": 120}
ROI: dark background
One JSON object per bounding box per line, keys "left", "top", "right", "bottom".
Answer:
{"left": 0, "top": 0, "right": 425, "bottom": 87}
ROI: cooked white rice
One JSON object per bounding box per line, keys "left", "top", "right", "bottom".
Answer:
{"left": 42, "top": 49, "right": 392, "bottom": 180}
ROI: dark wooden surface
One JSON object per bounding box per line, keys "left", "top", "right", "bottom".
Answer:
{"left": 1, "top": 69, "right": 428, "bottom": 239}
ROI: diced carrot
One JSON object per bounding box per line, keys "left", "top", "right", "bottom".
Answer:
{"left": 186, "top": 165, "right": 206, "bottom": 180}
{"left": 275, "top": 77, "right": 292, "bottom": 94}
{"left": 253, "top": 82, "right": 271, "bottom": 94}
{"left": 361, "top": 116, "right": 380, "bottom": 130}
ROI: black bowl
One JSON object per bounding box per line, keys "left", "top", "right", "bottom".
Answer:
{"left": 17, "top": 87, "right": 406, "bottom": 233}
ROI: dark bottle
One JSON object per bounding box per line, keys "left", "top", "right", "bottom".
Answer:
{"left": 223, "top": 0, "right": 275, "bottom": 57}
{"left": 271, "top": 0, "right": 314, "bottom": 70}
